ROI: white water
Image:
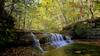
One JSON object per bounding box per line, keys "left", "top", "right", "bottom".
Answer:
{"left": 31, "top": 32, "right": 73, "bottom": 53}
{"left": 31, "top": 32, "right": 44, "bottom": 53}
{"left": 50, "top": 33, "right": 73, "bottom": 48}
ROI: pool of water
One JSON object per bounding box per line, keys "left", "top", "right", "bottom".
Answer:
{"left": 44, "top": 43, "right": 100, "bottom": 56}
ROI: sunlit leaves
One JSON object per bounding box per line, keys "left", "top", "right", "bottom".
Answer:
{"left": 68, "top": 2, "right": 79, "bottom": 8}
{"left": 4, "top": 0, "right": 100, "bottom": 32}
{"left": 94, "top": 1, "right": 100, "bottom": 17}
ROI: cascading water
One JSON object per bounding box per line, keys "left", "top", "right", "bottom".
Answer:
{"left": 31, "top": 32, "right": 44, "bottom": 53}
{"left": 49, "top": 33, "right": 73, "bottom": 48}
{"left": 31, "top": 32, "right": 73, "bottom": 53}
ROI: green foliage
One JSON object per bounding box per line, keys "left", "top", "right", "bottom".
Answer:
{"left": 4, "top": 0, "right": 100, "bottom": 32}
{"left": 0, "top": 30, "right": 16, "bottom": 47}
{"left": 73, "top": 22, "right": 92, "bottom": 37}
{"left": 94, "top": 1, "right": 100, "bottom": 17}
{"left": 0, "top": 0, "right": 16, "bottom": 47}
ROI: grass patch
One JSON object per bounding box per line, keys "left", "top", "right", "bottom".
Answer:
{"left": 44, "top": 43, "right": 100, "bottom": 56}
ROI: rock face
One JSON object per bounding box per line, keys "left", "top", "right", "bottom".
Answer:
{"left": 19, "top": 32, "right": 35, "bottom": 41}
{"left": 84, "top": 19, "right": 100, "bottom": 39}
{"left": 85, "top": 28, "right": 100, "bottom": 39}
{"left": 15, "top": 32, "right": 37, "bottom": 42}
{"left": 12, "top": 32, "right": 35, "bottom": 46}
{"left": 72, "top": 17, "right": 100, "bottom": 39}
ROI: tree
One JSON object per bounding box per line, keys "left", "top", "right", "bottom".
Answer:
{"left": 0, "top": 0, "right": 16, "bottom": 46}
{"left": 87, "top": 0, "right": 94, "bottom": 19}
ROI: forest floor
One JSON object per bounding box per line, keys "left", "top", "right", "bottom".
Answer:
{"left": 0, "top": 39, "right": 100, "bottom": 56}
{"left": 0, "top": 46, "right": 36, "bottom": 56}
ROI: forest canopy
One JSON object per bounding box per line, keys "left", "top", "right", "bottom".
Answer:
{"left": 3, "top": 0, "right": 100, "bottom": 32}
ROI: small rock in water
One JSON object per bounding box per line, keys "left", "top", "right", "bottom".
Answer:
{"left": 74, "top": 51, "right": 82, "bottom": 54}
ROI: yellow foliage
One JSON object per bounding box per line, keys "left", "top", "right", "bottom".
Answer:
{"left": 14, "top": 0, "right": 98, "bottom": 32}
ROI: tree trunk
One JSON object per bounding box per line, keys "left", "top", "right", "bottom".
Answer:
{"left": 0, "top": 0, "right": 15, "bottom": 31}
{"left": 0, "top": 0, "right": 5, "bottom": 17}
{"left": 90, "top": 0, "right": 94, "bottom": 19}
{"left": 80, "top": 0, "right": 83, "bottom": 19}
{"left": 87, "top": 0, "right": 94, "bottom": 19}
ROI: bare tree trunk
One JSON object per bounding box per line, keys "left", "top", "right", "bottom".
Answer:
{"left": 57, "top": 0, "right": 67, "bottom": 26}
{"left": 80, "top": 0, "right": 83, "bottom": 19}
{"left": 0, "top": 0, "right": 5, "bottom": 17}
{"left": 88, "top": 0, "right": 94, "bottom": 19}
{"left": 90, "top": 0, "right": 94, "bottom": 19}
{"left": 0, "top": 0, "right": 6, "bottom": 30}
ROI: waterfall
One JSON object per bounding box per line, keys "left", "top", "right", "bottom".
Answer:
{"left": 31, "top": 32, "right": 73, "bottom": 53}
{"left": 31, "top": 32, "right": 44, "bottom": 53}
{"left": 49, "top": 33, "right": 73, "bottom": 48}
{"left": 65, "top": 36, "right": 73, "bottom": 43}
